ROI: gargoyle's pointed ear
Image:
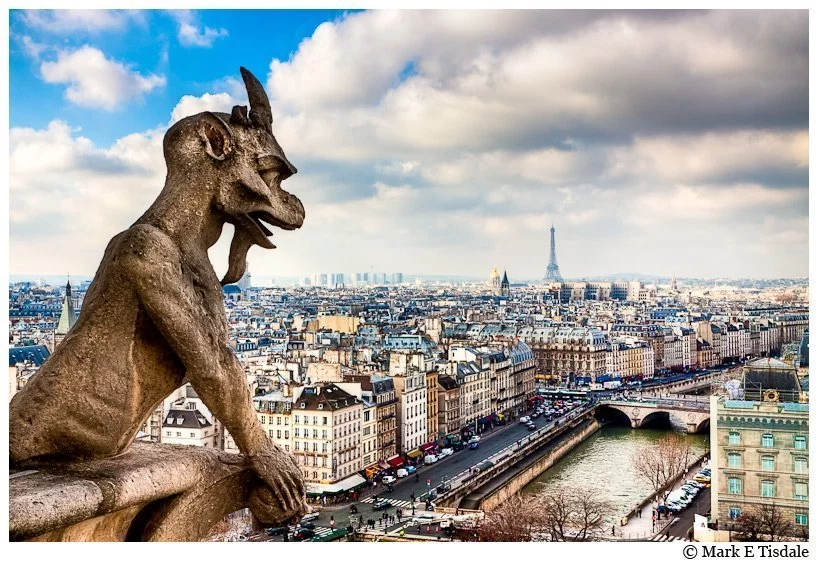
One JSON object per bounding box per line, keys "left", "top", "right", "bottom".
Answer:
{"left": 240, "top": 66, "right": 273, "bottom": 133}
{"left": 199, "top": 112, "right": 233, "bottom": 161}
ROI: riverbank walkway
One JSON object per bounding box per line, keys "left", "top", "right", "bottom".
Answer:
{"left": 610, "top": 460, "right": 708, "bottom": 541}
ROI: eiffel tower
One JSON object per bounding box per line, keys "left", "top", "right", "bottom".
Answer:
{"left": 544, "top": 224, "right": 563, "bottom": 282}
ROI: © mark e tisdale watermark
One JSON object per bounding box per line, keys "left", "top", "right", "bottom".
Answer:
{"left": 683, "top": 544, "right": 810, "bottom": 560}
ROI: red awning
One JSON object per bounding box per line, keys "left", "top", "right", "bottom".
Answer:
{"left": 420, "top": 442, "right": 436, "bottom": 452}
{"left": 387, "top": 455, "right": 405, "bottom": 468}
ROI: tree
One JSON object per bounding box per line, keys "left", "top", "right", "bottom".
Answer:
{"left": 537, "top": 488, "right": 613, "bottom": 541}
{"left": 477, "top": 495, "right": 543, "bottom": 541}
{"left": 631, "top": 433, "right": 691, "bottom": 507}
{"left": 735, "top": 504, "right": 803, "bottom": 542}
{"left": 476, "top": 488, "right": 613, "bottom": 542}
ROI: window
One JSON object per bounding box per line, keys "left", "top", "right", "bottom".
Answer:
{"left": 322, "top": 430, "right": 327, "bottom": 439}
{"left": 260, "top": 415, "right": 266, "bottom": 425}
{"left": 728, "top": 431, "right": 741, "bottom": 445}
{"left": 794, "top": 482, "right": 807, "bottom": 501}
{"left": 794, "top": 457, "right": 807, "bottom": 474}
{"left": 277, "top": 417, "right": 282, "bottom": 425}
{"left": 728, "top": 477, "right": 742, "bottom": 495}
{"left": 727, "top": 453, "right": 741, "bottom": 468}
{"left": 190, "top": 432, "right": 196, "bottom": 438}
{"left": 322, "top": 443, "right": 327, "bottom": 452}
{"left": 284, "top": 444, "right": 289, "bottom": 452}
{"left": 761, "top": 433, "right": 774, "bottom": 448}
{"left": 728, "top": 507, "right": 741, "bottom": 520}
{"left": 794, "top": 435, "right": 807, "bottom": 449}
{"left": 285, "top": 431, "right": 289, "bottom": 439}
{"left": 277, "top": 430, "right": 281, "bottom": 440}
{"left": 313, "top": 416, "right": 318, "bottom": 425}
{"left": 761, "top": 480, "right": 775, "bottom": 498}
{"left": 313, "top": 429, "right": 318, "bottom": 438}
{"left": 295, "top": 415, "right": 300, "bottom": 424}
{"left": 295, "top": 441, "right": 300, "bottom": 450}
{"left": 761, "top": 455, "right": 775, "bottom": 471}
{"left": 795, "top": 514, "right": 808, "bottom": 526}
{"left": 323, "top": 416, "right": 328, "bottom": 425}
{"left": 176, "top": 432, "right": 182, "bottom": 437}
{"left": 166, "top": 431, "right": 171, "bottom": 437}
{"left": 268, "top": 430, "right": 274, "bottom": 439}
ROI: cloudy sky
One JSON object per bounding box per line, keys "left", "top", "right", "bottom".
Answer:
{"left": 9, "top": 9, "right": 808, "bottom": 281}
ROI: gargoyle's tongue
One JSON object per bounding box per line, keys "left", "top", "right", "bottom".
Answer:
{"left": 222, "top": 230, "right": 253, "bottom": 285}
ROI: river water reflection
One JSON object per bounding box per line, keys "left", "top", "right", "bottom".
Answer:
{"left": 523, "top": 425, "right": 709, "bottom": 521}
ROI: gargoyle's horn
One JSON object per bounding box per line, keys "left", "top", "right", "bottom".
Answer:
{"left": 240, "top": 66, "right": 272, "bottom": 133}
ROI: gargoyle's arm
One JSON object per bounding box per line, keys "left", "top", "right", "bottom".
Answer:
{"left": 120, "top": 227, "right": 267, "bottom": 457}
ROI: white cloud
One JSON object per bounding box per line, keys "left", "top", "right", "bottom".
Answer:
{"left": 40, "top": 45, "right": 165, "bottom": 110}
{"left": 19, "top": 35, "right": 46, "bottom": 58}
{"left": 171, "top": 10, "right": 228, "bottom": 48}
{"left": 20, "top": 10, "right": 143, "bottom": 34}
{"left": 170, "top": 92, "right": 242, "bottom": 124}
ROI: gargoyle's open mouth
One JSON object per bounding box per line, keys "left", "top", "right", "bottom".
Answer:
{"left": 242, "top": 210, "right": 302, "bottom": 249}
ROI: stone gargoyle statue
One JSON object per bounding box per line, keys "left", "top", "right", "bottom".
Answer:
{"left": 9, "top": 67, "right": 308, "bottom": 527}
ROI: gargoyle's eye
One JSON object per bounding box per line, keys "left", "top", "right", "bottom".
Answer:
{"left": 257, "top": 154, "right": 295, "bottom": 182}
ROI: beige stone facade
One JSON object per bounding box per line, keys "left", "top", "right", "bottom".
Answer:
{"left": 711, "top": 397, "right": 809, "bottom": 530}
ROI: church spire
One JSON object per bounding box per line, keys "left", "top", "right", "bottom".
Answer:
{"left": 55, "top": 278, "right": 77, "bottom": 347}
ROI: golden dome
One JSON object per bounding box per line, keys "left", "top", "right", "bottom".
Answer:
{"left": 490, "top": 265, "right": 499, "bottom": 278}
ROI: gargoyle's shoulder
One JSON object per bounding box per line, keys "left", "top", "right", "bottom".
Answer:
{"left": 111, "top": 224, "right": 182, "bottom": 265}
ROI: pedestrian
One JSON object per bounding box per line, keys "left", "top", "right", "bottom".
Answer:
{"left": 330, "top": 516, "right": 335, "bottom": 528}
{"left": 322, "top": 495, "right": 327, "bottom": 506}
{"left": 611, "top": 525, "right": 615, "bottom": 536}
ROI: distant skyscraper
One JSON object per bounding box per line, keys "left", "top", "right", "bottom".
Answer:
{"left": 544, "top": 224, "right": 563, "bottom": 282}
{"left": 392, "top": 273, "right": 404, "bottom": 284}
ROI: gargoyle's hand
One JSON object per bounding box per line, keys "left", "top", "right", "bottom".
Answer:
{"left": 248, "top": 444, "right": 308, "bottom": 526}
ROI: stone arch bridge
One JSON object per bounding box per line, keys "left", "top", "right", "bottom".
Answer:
{"left": 597, "top": 397, "right": 710, "bottom": 433}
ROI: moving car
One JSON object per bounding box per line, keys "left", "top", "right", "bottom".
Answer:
{"left": 373, "top": 500, "right": 392, "bottom": 510}
{"left": 519, "top": 416, "right": 531, "bottom": 424}
{"left": 436, "top": 450, "right": 448, "bottom": 460}
{"left": 265, "top": 526, "right": 287, "bottom": 536}
{"left": 301, "top": 511, "right": 320, "bottom": 522}
{"left": 298, "top": 521, "right": 317, "bottom": 531}
{"left": 468, "top": 439, "right": 479, "bottom": 450}
{"left": 383, "top": 475, "right": 397, "bottom": 485}
{"left": 406, "top": 465, "right": 417, "bottom": 475}
{"left": 526, "top": 422, "right": 537, "bottom": 430}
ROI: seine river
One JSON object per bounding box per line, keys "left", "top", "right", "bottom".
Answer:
{"left": 523, "top": 425, "right": 709, "bottom": 521}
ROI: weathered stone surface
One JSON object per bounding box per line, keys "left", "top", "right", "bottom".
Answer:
{"left": 10, "top": 443, "right": 260, "bottom": 541}
{"left": 9, "top": 67, "right": 308, "bottom": 538}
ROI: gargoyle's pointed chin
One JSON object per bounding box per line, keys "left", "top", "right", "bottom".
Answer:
{"left": 222, "top": 231, "right": 253, "bottom": 286}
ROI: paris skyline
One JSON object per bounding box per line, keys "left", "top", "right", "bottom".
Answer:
{"left": 9, "top": 9, "right": 809, "bottom": 280}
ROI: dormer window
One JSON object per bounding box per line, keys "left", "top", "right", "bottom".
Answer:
{"left": 166, "top": 417, "right": 173, "bottom": 424}
{"left": 300, "top": 402, "right": 306, "bottom": 408}
{"left": 176, "top": 417, "right": 184, "bottom": 425}
{"left": 318, "top": 403, "right": 324, "bottom": 409}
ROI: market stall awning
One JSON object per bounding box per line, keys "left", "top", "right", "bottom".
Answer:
{"left": 406, "top": 449, "right": 423, "bottom": 458}
{"left": 306, "top": 474, "right": 366, "bottom": 495}
{"left": 419, "top": 442, "right": 436, "bottom": 452}
{"left": 387, "top": 455, "right": 405, "bottom": 468}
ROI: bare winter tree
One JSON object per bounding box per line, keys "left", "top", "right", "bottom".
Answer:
{"left": 537, "top": 488, "right": 614, "bottom": 541}
{"left": 735, "top": 504, "right": 803, "bottom": 542}
{"left": 631, "top": 433, "right": 691, "bottom": 507}
{"left": 477, "top": 495, "right": 545, "bottom": 541}
{"left": 478, "top": 489, "right": 613, "bottom": 542}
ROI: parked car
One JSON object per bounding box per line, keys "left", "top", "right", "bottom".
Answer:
{"left": 265, "top": 526, "right": 287, "bottom": 536}
{"left": 397, "top": 468, "right": 409, "bottom": 478}
{"left": 526, "top": 423, "right": 537, "bottom": 430}
{"left": 406, "top": 465, "right": 417, "bottom": 475}
{"left": 468, "top": 440, "right": 479, "bottom": 450}
{"left": 441, "top": 448, "right": 454, "bottom": 456}
{"left": 437, "top": 482, "right": 452, "bottom": 494}
{"left": 298, "top": 521, "right": 317, "bottom": 531}
{"left": 293, "top": 528, "right": 315, "bottom": 541}
{"left": 436, "top": 451, "right": 448, "bottom": 460}
{"left": 373, "top": 500, "right": 392, "bottom": 510}
{"left": 519, "top": 416, "right": 531, "bottom": 424}
{"left": 301, "top": 511, "right": 320, "bottom": 522}
{"left": 424, "top": 454, "right": 439, "bottom": 464}
{"left": 383, "top": 475, "right": 396, "bottom": 485}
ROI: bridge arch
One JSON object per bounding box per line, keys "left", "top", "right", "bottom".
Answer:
{"left": 594, "top": 405, "right": 633, "bottom": 427}
{"left": 639, "top": 410, "right": 672, "bottom": 429}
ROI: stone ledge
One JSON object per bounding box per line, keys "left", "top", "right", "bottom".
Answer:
{"left": 10, "top": 442, "right": 251, "bottom": 541}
